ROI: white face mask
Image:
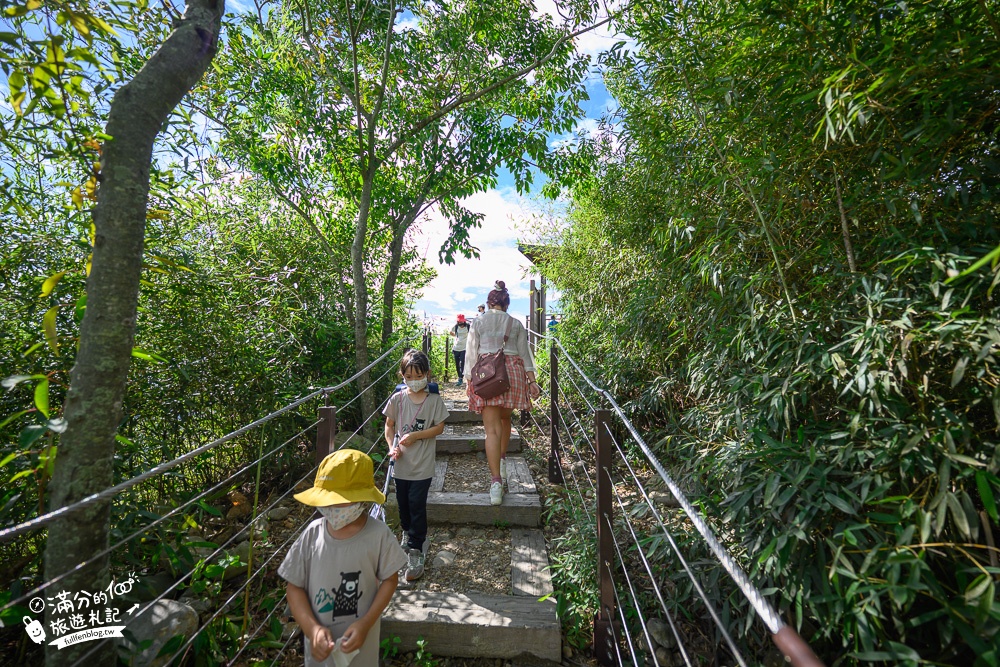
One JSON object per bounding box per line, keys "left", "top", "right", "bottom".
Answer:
{"left": 405, "top": 378, "right": 428, "bottom": 392}
{"left": 317, "top": 503, "right": 366, "bottom": 530}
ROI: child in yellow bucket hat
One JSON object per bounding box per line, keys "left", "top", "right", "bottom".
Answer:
{"left": 278, "top": 449, "right": 407, "bottom": 667}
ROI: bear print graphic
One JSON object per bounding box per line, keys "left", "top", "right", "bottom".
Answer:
{"left": 331, "top": 570, "right": 363, "bottom": 618}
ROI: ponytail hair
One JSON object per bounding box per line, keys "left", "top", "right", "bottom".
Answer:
{"left": 486, "top": 280, "right": 510, "bottom": 310}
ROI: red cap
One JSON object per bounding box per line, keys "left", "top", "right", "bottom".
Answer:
{"left": 457, "top": 314, "right": 466, "bottom": 322}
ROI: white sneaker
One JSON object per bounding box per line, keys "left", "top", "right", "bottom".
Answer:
{"left": 499, "top": 458, "right": 507, "bottom": 482}
{"left": 490, "top": 481, "right": 503, "bottom": 506}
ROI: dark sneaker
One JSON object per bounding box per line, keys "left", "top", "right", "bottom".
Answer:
{"left": 405, "top": 548, "right": 425, "bottom": 581}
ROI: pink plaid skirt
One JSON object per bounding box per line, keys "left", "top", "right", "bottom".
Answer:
{"left": 467, "top": 354, "right": 531, "bottom": 412}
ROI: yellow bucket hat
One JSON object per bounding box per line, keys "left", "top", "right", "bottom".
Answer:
{"left": 294, "top": 449, "right": 386, "bottom": 507}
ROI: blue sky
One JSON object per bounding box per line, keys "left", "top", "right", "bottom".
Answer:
{"left": 411, "top": 12, "right": 623, "bottom": 333}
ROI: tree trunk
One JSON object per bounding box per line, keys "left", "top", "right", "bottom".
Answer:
{"left": 44, "top": 3, "right": 224, "bottom": 666}
{"left": 352, "top": 167, "right": 377, "bottom": 439}
{"left": 381, "top": 206, "right": 422, "bottom": 347}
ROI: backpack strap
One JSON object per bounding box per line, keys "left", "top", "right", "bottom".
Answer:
{"left": 501, "top": 315, "right": 514, "bottom": 349}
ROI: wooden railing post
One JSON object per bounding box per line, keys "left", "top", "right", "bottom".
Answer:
{"left": 316, "top": 404, "right": 337, "bottom": 466}
{"left": 548, "top": 344, "right": 563, "bottom": 484}
{"left": 594, "top": 409, "right": 616, "bottom": 666}
{"left": 773, "top": 627, "right": 825, "bottom": 667}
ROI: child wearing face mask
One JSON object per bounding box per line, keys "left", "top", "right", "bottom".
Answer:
{"left": 279, "top": 448, "right": 408, "bottom": 667}
{"left": 382, "top": 349, "right": 449, "bottom": 582}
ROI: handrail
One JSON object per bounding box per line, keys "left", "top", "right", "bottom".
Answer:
{"left": 321, "top": 335, "right": 410, "bottom": 394}
{"left": 529, "top": 327, "right": 824, "bottom": 666}
{"left": 0, "top": 335, "right": 411, "bottom": 543}
{"left": 65, "top": 387, "right": 398, "bottom": 667}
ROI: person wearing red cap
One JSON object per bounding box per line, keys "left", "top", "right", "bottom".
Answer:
{"left": 450, "top": 314, "right": 471, "bottom": 386}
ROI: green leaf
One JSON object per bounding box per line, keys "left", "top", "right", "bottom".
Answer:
{"left": 825, "top": 492, "right": 856, "bottom": 515}
{"left": 42, "top": 305, "right": 59, "bottom": 355}
{"left": 18, "top": 424, "right": 47, "bottom": 448}
{"left": 155, "top": 633, "right": 186, "bottom": 658}
{"left": 0, "top": 410, "right": 30, "bottom": 430}
{"left": 204, "top": 564, "right": 225, "bottom": 578}
{"left": 950, "top": 356, "right": 969, "bottom": 388}
{"left": 132, "top": 348, "right": 168, "bottom": 363}
{"left": 976, "top": 471, "right": 999, "bottom": 523}
{"left": 965, "top": 574, "right": 992, "bottom": 604}
{"left": 946, "top": 493, "right": 971, "bottom": 538}
{"left": 197, "top": 499, "right": 222, "bottom": 517}
{"left": 40, "top": 270, "right": 66, "bottom": 297}
{"left": 33, "top": 379, "right": 49, "bottom": 418}
{"left": 8, "top": 469, "right": 34, "bottom": 483}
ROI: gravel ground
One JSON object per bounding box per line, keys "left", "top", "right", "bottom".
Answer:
{"left": 397, "top": 524, "right": 511, "bottom": 596}
{"left": 443, "top": 453, "right": 492, "bottom": 493}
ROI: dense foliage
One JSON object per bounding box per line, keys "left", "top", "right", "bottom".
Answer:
{"left": 0, "top": 0, "right": 425, "bottom": 614}
{"left": 534, "top": 0, "right": 1000, "bottom": 664}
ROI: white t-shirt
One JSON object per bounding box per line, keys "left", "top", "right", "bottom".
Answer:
{"left": 382, "top": 391, "right": 449, "bottom": 480}
{"left": 451, "top": 324, "right": 470, "bottom": 351}
{"left": 278, "top": 516, "right": 408, "bottom": 667}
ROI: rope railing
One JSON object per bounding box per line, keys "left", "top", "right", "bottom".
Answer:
{"left": 0, "top": 420, "right": 320, "bottom": 616}
{"left": 0, "top": 336, "right": 410, "bottom": 543}
{"left": 6, "top": 334, "right": 413, "bottom": 665}
{"left": 0, "top": 338, "right": 407, "bottom": 542}
{"left": 528, "top": 327, "right": 824, "bottom": 667}
{"left": 68, "top": 378, "right": 400, "bottom": 667}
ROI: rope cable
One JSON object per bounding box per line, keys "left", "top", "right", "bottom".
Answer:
{"left": 605, "top": 422, "right": 749, "bottom": 662}
{"left": 2, "top": 337, "right": 411, "bottom": 542}
{"left": 538, "top": 330, "right": 786, "bottom": 634}
{"left": 0, "top": 420, "right": 320, "bottom": 616}
{"left": 610, "top": 490, "right": 693, "bottom": 667}
{"left": 66, "top": 460, "right": 321, "bottom": 667}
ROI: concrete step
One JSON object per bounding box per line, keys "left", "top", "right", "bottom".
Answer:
{"left": 383, "top": 590, "right": 561, "bottom": 662}
{"left": 436, "top": 423, "right": 522, "bottom": 453}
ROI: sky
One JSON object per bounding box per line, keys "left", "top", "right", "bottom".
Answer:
{"left": 409, "top": 6, "right": 625, "bottom": 333}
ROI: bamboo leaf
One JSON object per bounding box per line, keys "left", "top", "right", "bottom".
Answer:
{"left": 976, "top": 471, "right": 999, "bottom": 523}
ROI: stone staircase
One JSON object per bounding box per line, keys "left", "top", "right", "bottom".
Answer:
{"left": 381, "top": 390, "right": 561, "bottom": 663}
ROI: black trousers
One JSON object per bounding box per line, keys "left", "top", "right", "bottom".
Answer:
{"left": 395, "top": 477, "right": 432, "bottom": 551}
{"left": 453, "top": 350, "right": 466, "bottom": 379}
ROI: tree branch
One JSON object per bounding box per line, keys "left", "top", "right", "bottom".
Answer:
{"left": 383, "top": 16, "right": 613, "bottom": 159}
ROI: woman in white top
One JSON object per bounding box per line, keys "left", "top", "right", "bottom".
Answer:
{"left": 464, "top": 281, "right": 541, "bottom": 505}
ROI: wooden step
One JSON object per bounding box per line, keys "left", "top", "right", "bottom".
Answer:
{"left": 436, "top": 424, "right": 522, "bottom": 453}
{"left": 386, "top": 491, "right": 541, "bottom": 527}
{"left": 383, "top": 590, "right": 561, "bottom": 662}
{"left": 445, "top": 409, "right": 481, "bottom": 423}
{"left": 511, "top": 528, "right": 553, "bottom": 597}
{"left": 429, "top": 491, "right": 540, "bottom": 526}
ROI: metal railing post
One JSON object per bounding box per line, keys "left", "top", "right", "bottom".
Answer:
{"left": 594, "top": 409, "right": 616, "bottom": 666}
{"left": 316, "top": 404, "right": 337, "bottom": 466}
{"left": 548, "top": 343, "right": 563, "bottom": 484}
{"left": 444, "top": 334, "right": 451, "bottom": 383}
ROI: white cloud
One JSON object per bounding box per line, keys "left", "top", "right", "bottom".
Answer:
{"left": 409, "top": 189, "right": 552, "bottom": 329}
{"left": 532, "top": 0, "right": 635, "bottom": 61}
